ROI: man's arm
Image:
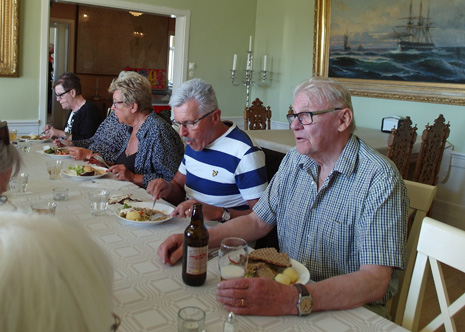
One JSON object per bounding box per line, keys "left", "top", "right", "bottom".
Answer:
{"left": 216, "top": 264, "right": 393, "bottom": 316}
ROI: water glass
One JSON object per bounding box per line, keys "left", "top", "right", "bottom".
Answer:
{"left": 31, "top": 201, "right": 57, "bottom": 215}
{"left": 46, "top": 160, "right": 63, "bottom": 180}
{"left": 9, "top": 172, "right": 29, "bottom": 195}
{"left": 88, "top": 190, "right": 110, "bottom": 216}
{"left": 18, "top": 139, "right": 31, "bottom": 153}
{"left": 53, "top": 187, "right": 68, "bottom": 201}
{"left": 177, "top": 307, "right": 205, "bottom": 332}
{"left": 218, "top": 237, "right": 249, "bottom": 281}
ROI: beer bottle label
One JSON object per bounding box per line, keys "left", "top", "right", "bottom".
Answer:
{"left": 186, "top": 245, "right": 208, "bottom": 275}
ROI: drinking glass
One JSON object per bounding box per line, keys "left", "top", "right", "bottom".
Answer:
{"left": 9, "top": 129, "right": 17, "bottom": 142}
{"left": 53, "top": 187, "right": 68, "bottom": 201}
{"left": 46, "top": 160, "right": 63, "bottom": 180}
{"left": 177, "top": 307, "right": 205, "bottom": 332}
{"left": 18, "top": 138, "right": 31, "bottom": 153}
{"left": 88, "top": 190, "right": 110, "bottom": 216}
{"left": 31, "top": 201, "right": 57, "bottom": 215}
{"left": 218, "top": 237, "right": 249, "bottom": 281}
{"left": 9, "top": 172, "right": 29, "bottom": 195}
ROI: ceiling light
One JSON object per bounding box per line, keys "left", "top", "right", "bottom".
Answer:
{"left": 129, "top": 11, "right": 143, "bottom": 17}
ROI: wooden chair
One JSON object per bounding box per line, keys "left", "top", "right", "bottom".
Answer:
{"left": 390, "top": 180, "right": 437, "bottom": 324}
{"left": 386, "top": 116, "right": 418, "bottom": 178}
{"left": 243, "top": 98, "right": 272, "bottom": 130}
{"left": 401, "top": 217, "right": 465, "bottom": 332}
{"left": 413, "top": 114, "right": 450, "bottom": 185}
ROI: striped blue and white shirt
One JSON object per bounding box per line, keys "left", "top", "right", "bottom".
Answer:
{"left": 179, "top": 123, "right": 268, "bottom": 209}
{"left": 254, "top": 135, "right": 409, "bottom": 304}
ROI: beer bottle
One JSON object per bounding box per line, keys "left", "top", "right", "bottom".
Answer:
{"left": 182, "top": 203, "right": 209, "bottom": 286}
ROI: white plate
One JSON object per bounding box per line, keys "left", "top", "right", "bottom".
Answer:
{"left": 19, "top": 135, "right": 51, "bottom": 143}
{"left": 290, "top": 258, "right": 310, "bottom": 285}
{"left": 115, "top": 201, "right": 175, "bottom": 225}
{"left": 38, "top": 149, "right": 71, "bottom": 159}
{"left": 248, "top": 248, "right": 310, "bottom": 284}
{"left": 63, "top": 166, "right": 108, "bottom": 181}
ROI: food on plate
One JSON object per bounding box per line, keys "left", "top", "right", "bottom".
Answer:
{"left": 245, "top": 247, "right": 299, "bottom": 285}
{"left": 21, "top": 134, "right": 47, "bottom": 140}
{"left": 44, "top": 147, "right": 69, "bottom": 155}
{"left": 108, "top": 194, "right": 142, "bottom": 205}
{"left": 119, "top": 203, "right": 169, "bottom": 222}
{"left": 67, "top": 165, "right": 105, "bottom": 177}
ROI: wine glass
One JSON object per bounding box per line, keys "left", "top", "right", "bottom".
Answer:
{"left": 218, "top": 237, "right": 248, "bottom": 280}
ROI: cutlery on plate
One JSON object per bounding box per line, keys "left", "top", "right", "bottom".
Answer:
{"left": 150, "top": 199, "right": 168, "bottom": 221}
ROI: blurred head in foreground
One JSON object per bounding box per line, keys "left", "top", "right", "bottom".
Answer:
{"left": 0, "top": 121, "right": 22, "bottom": 194}
{"left": 0, "top": 212, "right": 115, "bottom": 332}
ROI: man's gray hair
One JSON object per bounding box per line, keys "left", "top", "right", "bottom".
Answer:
{"left": 294, "top": 77, "right": 356, "bottom": 132}
{"left": 169, "top": 78, "right": 219, "bottom": 116}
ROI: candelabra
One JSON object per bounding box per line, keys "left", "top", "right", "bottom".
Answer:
{"left": 231, "top": 36, "right": 269, "bottom": 108}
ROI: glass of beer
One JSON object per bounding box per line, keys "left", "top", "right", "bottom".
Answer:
{"left": 218, "top": 237, "right": 248, "bottom": 280}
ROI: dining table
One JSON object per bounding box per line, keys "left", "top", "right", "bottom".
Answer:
{"left": 2, "top": 141, "right": 409, "bottom": 332}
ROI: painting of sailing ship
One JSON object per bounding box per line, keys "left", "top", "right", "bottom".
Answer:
{"left": 328, "top": 0, "right": 465, "bottom": 84}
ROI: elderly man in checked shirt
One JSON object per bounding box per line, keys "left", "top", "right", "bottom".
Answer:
{"left": 157, "top": 77, "right": 409, "bottom": 318}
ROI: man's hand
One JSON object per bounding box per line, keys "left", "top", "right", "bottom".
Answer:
{"left": 157, "top": 233, "right": 184, "bottom": 265}
{"left": 216, "top": 277, "right": 297, "bottom": 316}
{"left": 147, "top": 179, "right": 170, "bottom": 200}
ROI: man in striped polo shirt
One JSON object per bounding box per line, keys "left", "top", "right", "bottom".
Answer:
{"left": 147, "top": 78, "right": 268, "bottom": 222}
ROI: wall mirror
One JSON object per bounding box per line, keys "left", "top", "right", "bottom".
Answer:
{"left": 0, "top": 0, "right": 20, "bottom": 77}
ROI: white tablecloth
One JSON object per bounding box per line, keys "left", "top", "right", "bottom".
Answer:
{"left": 3, "top": 143, "right": 408, "bottom": 331}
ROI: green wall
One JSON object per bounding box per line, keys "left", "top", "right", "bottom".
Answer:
{"left": 1, "top": 0, "right": 464, "bottom": 152}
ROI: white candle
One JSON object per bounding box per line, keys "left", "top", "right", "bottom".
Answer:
{"left": 232, "top": 54, "right": 237, "bottom": 70}
{"left": 263, "top": 55, "right": 267, "bottom": 71}
{"left": 249, "top": 35, "right": 252, "bottom": 52}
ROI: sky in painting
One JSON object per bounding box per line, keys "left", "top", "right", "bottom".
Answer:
{"left": 330, "top": 0, "right": 465, "bottom": 49}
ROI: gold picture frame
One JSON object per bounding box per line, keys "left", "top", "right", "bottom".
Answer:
{"left": 313, "top": 0, "right": 465, "bottom": 106}
{"left": 0, "top": 0, "right": 20, "bottom": 77}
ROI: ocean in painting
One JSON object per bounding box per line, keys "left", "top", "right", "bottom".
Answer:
{"left": 329, "top": 47, "right": 465, "bottom": 84}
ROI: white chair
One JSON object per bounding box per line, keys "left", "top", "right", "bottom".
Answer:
{"left": 390, "top": 180, "right": 437, "bottom": 324}
{"left": 401, "top": 217, "right": 465, "bottom": 332}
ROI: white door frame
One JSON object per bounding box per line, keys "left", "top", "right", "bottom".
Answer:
{"left": 39, "top": 0, "right": 190, "bottom": 127}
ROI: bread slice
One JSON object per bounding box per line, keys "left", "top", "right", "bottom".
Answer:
{"left": 248, "top": 247, "right": 291, "bottom": 268}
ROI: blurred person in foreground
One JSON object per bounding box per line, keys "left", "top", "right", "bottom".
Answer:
{"left": 0, "top": 211, "right": 117, "bottom": 332}
{"left": 0, "top": 121, "right": 22, "bottom": 195}
{"left": 44, "top": 72, "right": 103, "bottom": 142}
{"left": 146, "top": 78, "right": 267, "bottom": 221}
{"left": 104, "top": 71, "right": 184, "bottom": 188}
{"left": 157, "top": 77, "right": 408, "bottom": 318}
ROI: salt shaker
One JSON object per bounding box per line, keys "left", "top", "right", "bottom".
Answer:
{"left": 223, "top": 312, "right": 237, "bottom": 332}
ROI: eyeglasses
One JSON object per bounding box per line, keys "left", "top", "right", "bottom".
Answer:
{"left": 286, "top": 108, "right": 343, "bottom": 125}
{"left": 112, "top": 100, "right": 125, "bottom": 108}
{"left": 111, "top": 313, "right": 121, "bottom": 331}
{"left": 171, "top": 109, "right": 216, "bottom": 130}
{"left": 56, "top": 89, "right": 71, "bottom": 99}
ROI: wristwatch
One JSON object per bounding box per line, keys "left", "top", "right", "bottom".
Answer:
{"left": 221, "top": 208, "right": 231, "bottom": 222}
{"left": 293, "top": 283, "right": 313, "bottom": 316}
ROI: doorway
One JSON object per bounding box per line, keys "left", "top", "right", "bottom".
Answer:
{"left": 39, "top": 0, "right": 190, "bottom": 128}
{"left": 49, "top": 19, "right": 75, "bottom": 129}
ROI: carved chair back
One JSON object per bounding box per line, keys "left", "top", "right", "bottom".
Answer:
{"left": 386, "top": 116, "right": 418, "bottom": 178}
{"left": 243, "top": 98, "right": 272, "bottom": 130}
{"left": 413, "top": 114, "right": 450, "bottom": 185}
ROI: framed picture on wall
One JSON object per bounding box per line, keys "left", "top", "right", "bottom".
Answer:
{"left": 313, "top": 0, "right": 465, "bottom": 105}
{"left": 0, "top": 0, "right": 20, "bottom": 77}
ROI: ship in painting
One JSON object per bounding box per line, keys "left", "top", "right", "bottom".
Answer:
{"left": 392, "top": 0, "right": 434, "bottom": 51}
{"left": 343, "top": 30, "right": 351, "bottom": 50}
